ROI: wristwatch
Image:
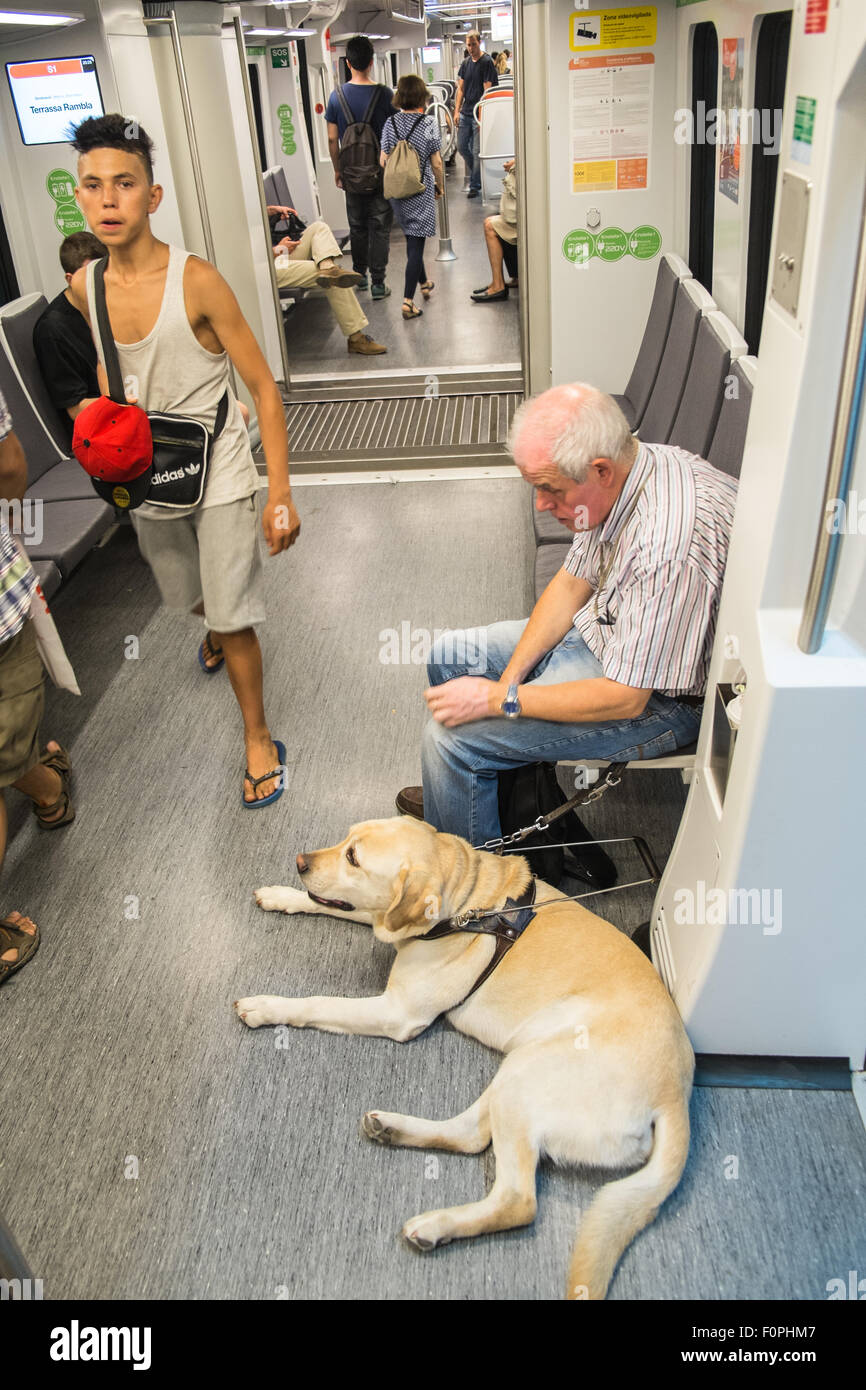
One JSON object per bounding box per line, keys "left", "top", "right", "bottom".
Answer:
{"left": 500, "top": 683, "right": 522, "bottom": 719}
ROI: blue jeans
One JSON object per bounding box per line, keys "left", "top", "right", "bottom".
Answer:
{"left": 458, "top": 116, "right": 480, "bottom": 191}
{"left": 421, "top": 620, "right": 703, "bottom": 846}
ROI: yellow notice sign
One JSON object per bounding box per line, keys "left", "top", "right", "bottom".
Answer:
{"left": 573, "top": 159, "right": 617, "bottom": 192}
{"left": 570, "top": 8, "right": 657, "bottom": 53}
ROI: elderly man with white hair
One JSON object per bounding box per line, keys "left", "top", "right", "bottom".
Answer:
{"left": 395, "top": 383, "right": 738, "bottom": 845}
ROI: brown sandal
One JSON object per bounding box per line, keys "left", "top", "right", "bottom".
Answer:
{"left": 402, "top": 299, "right": 423, "bottom": 319}
{"left": 32, "top": 745, "right": 75, "bottom": 830}
{"left": 0, "top": 914, "right": 40, "bottom": 986}
{"left": 420, "top": 281, "right": 435, "bottom": 300}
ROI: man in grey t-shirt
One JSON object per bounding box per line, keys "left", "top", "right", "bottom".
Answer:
{"left": 454, "top": 31, "right": 498, "bottom": 197}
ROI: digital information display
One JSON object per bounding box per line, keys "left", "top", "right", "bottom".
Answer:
{"left": 6, "top": 55, "right": 104, "bottom": 146}
{"left": 421, "top": 46, "right": 441, "bottom": 64}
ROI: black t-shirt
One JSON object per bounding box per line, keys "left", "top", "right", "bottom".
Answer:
{"left": 458, "top": 54, "right": 498, "bottom": 114}
{"left": 32, "top": 291, "right": 99, "bottom": 431}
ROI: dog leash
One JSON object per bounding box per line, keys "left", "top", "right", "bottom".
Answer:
{"left": 476, "top": 761, "right": 628, "bottom": 851}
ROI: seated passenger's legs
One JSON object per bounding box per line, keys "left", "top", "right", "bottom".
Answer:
{"left": 421, "top": 621, "right": 702, "bottom": 844}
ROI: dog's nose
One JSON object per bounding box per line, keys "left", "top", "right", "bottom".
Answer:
{"left": 296, "top": 853, "right": 309, "bottom": 874}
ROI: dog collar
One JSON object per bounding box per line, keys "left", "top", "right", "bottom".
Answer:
{"left": 423, "top": 878, "right": 537, "bottom": 1005}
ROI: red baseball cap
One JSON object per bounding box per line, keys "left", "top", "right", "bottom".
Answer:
{"left": 72, "top": 396, "right": 153, "bottom": 510}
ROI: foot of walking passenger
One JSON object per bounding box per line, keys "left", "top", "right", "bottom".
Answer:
{"left": 0, "top": 911, "right": 39, "bottom": 985}
{"left": 243, "top": 733, "right": 284, "bottom": 805}
{"left": 13, "top": 740, "right": 70, "bottom": 827}
{"left": 198, "top": 629, "right": 225, "bottom": 673}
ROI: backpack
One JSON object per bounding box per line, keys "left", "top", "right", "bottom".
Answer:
{"left": 336, "top": 85, "right": 385, "bottom": 194}
{"left": 382, "top": 114, "right": 428, "bottom": 199}
{"left": 497, "top": 763, "right": 618, "bottom": 890}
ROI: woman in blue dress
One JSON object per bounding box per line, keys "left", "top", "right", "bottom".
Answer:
{"left": 380, "top": 75, "right": 444, "bottom": 320}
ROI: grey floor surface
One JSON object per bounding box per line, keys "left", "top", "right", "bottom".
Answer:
{"left": 0, "top": 478, "right": 863, "bottom": 1301}
{"left": 282, "top": 164, "right": 521, "bottom": 378}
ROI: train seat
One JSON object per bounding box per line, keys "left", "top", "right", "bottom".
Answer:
{"left": 0, "top": 295, "right": 115, "bottom": 578}
{"left": 667, "top": 310, "right": 748, "bottom": 458}
{"left": 25, "top": 497, "right": 114, "bottom": 578}
{"left": 636, "top": 277, "right": 716, "bottom": 445}
{"left": 611, "top": 252, "right": 692, "bottom": 431}
{"left": 263, "top": 165, "right": 350, "bottom": 256}
{"left": 707, "top": 355, "right": 757, "bottom": 477}
{"left": 32, "top": 559, "right": 62, "bottom": 601}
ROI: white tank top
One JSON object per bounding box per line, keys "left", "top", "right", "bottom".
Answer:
{"left": 86, "top": 246, "right": 259, "bottom": 518}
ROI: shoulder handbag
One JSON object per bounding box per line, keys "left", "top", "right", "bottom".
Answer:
{"left": 497, "top": 762, "right": 618, "bottom": 890}
{"left": 91, "top": 256, "right": 228, "bottom": 511}
{"left": 383, "top": 114, "right": 428, "bottom": 199}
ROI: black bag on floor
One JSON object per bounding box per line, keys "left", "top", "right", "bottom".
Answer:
{"left": 497, "top": 762, "right": 618, "bottom": 891}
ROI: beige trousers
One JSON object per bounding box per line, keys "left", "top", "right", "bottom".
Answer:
{"left": 274, "top": 221, "right": 367, "bottom": 337}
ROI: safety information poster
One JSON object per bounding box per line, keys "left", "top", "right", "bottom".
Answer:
{"left": 569, "top": 53, "right": 654, "bottom": 192}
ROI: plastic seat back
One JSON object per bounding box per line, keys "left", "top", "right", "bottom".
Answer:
{"left": 617, "top": 253, "right": 691, "bottom": 430}
{"left": 637, "top": 278, "right": 715, "bottom": 445}
{"left": 706, "top": 356, "right": 757, "bottom": 479}
{"left": 668, "top": 311, "right": 748, "bottom": 458}
{"left": 0, "top": 294, "right": 70, "bottom": 483}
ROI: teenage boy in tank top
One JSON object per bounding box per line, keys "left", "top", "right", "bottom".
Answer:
{"left": 67, "top": 114, "right": 300, "bottom": 807}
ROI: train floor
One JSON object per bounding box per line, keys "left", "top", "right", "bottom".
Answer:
{"left": 1, "top": 476, "right": 864, "bottom": 1300}
{"left": 280, "top": 162, "right": 522, "bottom": 378}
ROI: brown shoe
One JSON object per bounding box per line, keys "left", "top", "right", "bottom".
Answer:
{"left": 395, "top": 785, "right": 424, "bottom": 818}
{"left": 316, "top": 266, "right": 363, "bottom": 289}
{"left": 348, "top": 332, "right": 387, "bottom": 355}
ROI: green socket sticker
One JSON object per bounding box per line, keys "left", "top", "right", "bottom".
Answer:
{"left": 628, "top": 225, "right": 662, "bottom": 259}
{"left": 54, "top": 203, "right": 86, "bottom": 235}
{"left": 595, "top": 227, "right": 628, "bottom": 262}
{"left": 562, "top": 229, "right": 596, "bottom": 265}
{"left": 46, "top": 169, "right": 76, "bottom": 203}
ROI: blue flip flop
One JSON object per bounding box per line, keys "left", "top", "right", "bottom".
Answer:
{"left": 242, "top": 740, "right": 286, "bottom": 808}
{"left": 198, "top": 632, "right": 225, "bottom": 674}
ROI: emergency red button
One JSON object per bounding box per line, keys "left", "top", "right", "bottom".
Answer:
{"left": 315, "top": 102, "right": 324, "bottom": 113}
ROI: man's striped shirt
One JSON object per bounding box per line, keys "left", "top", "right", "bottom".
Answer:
{"left": 0, "top": 386, "right": 37, "bottom": 644}
{"left": 563, "top": 442, "right": 738, "bottom": 696}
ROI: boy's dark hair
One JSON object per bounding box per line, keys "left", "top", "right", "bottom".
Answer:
{"left": 393, "top": 74, "right": 428, "bottom": 111}
{"left": 346, "top": 35, "right": 374, "bottom": 72}
{"left": 59, "top": 231, "right": 106, "bottom": 275}
{"left": 70, "top": 113, "right": 155, "bottom": 184}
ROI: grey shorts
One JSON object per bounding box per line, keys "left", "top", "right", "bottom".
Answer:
{"left": 132, "top": 492, "right": 266, "bottom": 633}
{"left": 0, "top": 621, "right": 45, "bottom": 789}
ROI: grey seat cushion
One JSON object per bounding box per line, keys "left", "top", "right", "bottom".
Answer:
{"left": 26, "top": 498, "right": 114, "bottom": 576}
{"left": 534, "top": 540, "right": 572, "bottom": 601}
{"left": 707, "top": 357, "right": 756, "bottom": 479}
{"left": 26, "top": 458, "right": 99, "bottom": 503}
{"left": 31, "top": 559, "right": 62, "bottom": 601}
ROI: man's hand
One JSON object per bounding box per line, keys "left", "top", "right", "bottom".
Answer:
{"left": 274, "top": 237, "right": 300, "bottom": 256}
{"left": 424, "top": 676, "right": 503, "bottom": 727}
{"left": 334, "top": 172, "right": 343, "bottom": 190}
{"left": 266, "top": 205, "right": 298, "bottom": 219}
{"left": 262, "top": 490, "right": 300, "bottom": 556}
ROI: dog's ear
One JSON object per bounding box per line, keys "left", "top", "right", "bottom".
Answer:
{"left": 381, "top": 865, "right": 436, "bottom": 934}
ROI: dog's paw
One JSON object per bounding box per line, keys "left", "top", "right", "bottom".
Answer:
{"left": 234, "top": 995, "right": 289, "bottom": 1028}
{"left": 401, "top": 1211, "right": 453, "bottom": 1252}
{"left": 254, "top": 885, "right": 308, "bottom": 914}
{"left": 362, "top": 1111, "right": 397, "bottom": 1145}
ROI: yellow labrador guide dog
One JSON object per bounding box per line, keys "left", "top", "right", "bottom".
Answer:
{"left": 235, "top": 817, "right": 694, "bottom": 1300}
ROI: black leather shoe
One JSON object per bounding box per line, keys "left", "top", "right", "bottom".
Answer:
{"left": 396, "top": 786, "right": 424, "bottom": 818}
{"left": 471, "top": 287, "right": 508, "bottom": 302}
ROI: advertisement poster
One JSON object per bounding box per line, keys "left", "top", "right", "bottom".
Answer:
{"left": 718, "top": 37, "right": 744, "bottom": 203}
{"left": 569, "top": 53, "right": 654, "bottom": 192}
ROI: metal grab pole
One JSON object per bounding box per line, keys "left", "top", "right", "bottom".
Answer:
{"left": 430, "top": 101, "right": 457, "bottom": 262}
{"left": 798, "top": 177, "right": 866, "bottom": 653}
{"left": 144, "top": 10, "right": 238, "bottom": 396}
{"left": 231, "top": 13, "right": 292, "bottom": 391}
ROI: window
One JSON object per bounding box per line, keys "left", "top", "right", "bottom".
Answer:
{"left": 689, "top": 22, "right": 719, "bottom": 293}
{"left": 745, "top": 12, "right": 792, "bottom": 353}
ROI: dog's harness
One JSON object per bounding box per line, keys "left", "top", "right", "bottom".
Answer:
{"left": 423, "top": 878, "right": 537, "bottom": 1007}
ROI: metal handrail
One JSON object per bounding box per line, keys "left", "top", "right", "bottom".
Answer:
{"left": 428, "top": 100, "right": 457, "bottom": 263}
{"left": 798, "top": 176, "right": 866, "bottom": 652}
{"left": 513, "top": 0, "right": 531, "bottom": 398}
{"left": 231, "top": 14, "right": 292, "bottom": 391}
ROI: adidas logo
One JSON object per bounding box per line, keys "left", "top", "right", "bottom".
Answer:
{"left": 151, "top": 463, "right": 200, "bottom": 485}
